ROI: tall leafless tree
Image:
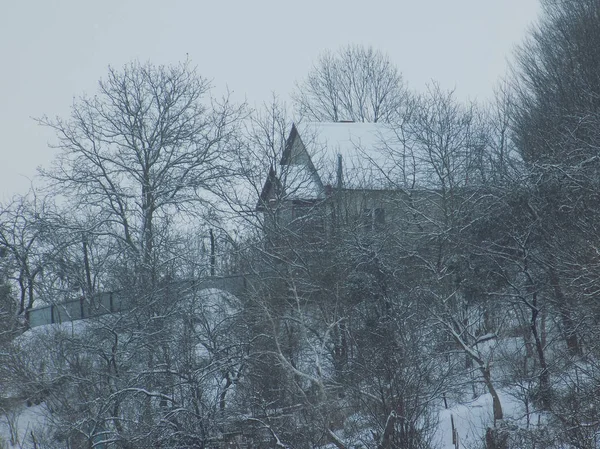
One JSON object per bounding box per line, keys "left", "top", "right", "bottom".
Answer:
{"left": 0, "top": 194, "right": 52, "bottom": 316}
{"left": 38, "top": 60, "right": 246, "bottom": 287}
{"left": 293, "top": 45, "right": 408, "bottom": 123}
{"left": 3, "top": 60, "right": 251, "bottom": 448}
{"left": 511, "top": 0, "right": 600, "bottom": 359}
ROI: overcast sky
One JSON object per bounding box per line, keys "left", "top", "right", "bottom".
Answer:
{"left": 0, "top": 0, "right": 540, "bottom": 200}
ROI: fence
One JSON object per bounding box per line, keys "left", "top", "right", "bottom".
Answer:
{"left": 25, "top": 275, "right": 249, "bottom": 328}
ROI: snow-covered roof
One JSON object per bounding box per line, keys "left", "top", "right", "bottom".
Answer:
{"left": 279, "top": 121, "right": 417, "bottom": 198}
{"left": 294, "top": 122, "right": 393, "bottom": 190}
{"left": 269, "top": 120, "right": 476, "bottom": 203}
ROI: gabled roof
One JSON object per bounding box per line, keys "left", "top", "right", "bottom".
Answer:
{"left": 289, "top": 122, "right": 394, "bottom": 191}
{"left": 259, "top": 120, "right": 461, "bottom": 206}
{"left": 256, "top": 165, "right": 281, "bottom": 210}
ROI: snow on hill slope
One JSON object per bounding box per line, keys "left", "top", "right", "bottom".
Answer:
{"left": 0, "top": 403, "right": 47, "bottom": 449}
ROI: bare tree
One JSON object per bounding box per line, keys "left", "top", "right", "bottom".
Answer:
{"left": 408, "top": 84, "right": 489, "bottom": 190}
{"left": 1, "top": 60, "right": 251, "bottom": 448}
{"left": 0, "top": 245, "right": 17, "bottom": 345}
{"left": 511, "top": 0, "right": 600, "bottom": 359}
{"left": 293, "top": 45, "right": 407, "bottom": 123}
{"left": 512, "top": 0, "right": 600, "bottom": 165}
{"left": 0, "top": 194, "right": 52, "bottom": 317}
{"left": 38, "top": 60, "right": 245, "bottom": 287}
{"left": 230, "top": 95, "right": 292, "bottom": 222}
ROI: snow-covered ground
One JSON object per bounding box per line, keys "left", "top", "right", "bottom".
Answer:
{"left": 1, "top": 321, "right": 85, "bottom": 448}
{"left": 1, "top": 287, "right": 242, "bottom": 448}
{"left": 0, "top": 296, "right": 556, "bottom": 449}
{"left": 436, "top": 390, "right": 521, "bottom": 449}
{"left": 0, "top": 389, "right": 538, "bottom": 449}
{"left": 0, "top": 403, "right": 47, "bottom": 449}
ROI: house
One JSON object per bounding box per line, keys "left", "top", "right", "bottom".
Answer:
{"left": 257, "top": 120, "right": 490, "bottom": 241}
{"left": 257, "top": 121, "right": 422, "bottom": 239}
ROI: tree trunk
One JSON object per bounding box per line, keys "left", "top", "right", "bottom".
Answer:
{"left": 82, "top": 236, "right": 93, "bottom": 296}
{"left": 549, "top": 266, "right": 581, "bottom": 355}
{"left": 530, "top": 293, "right": 551, "bottom": 410}
{"left": 481, "top": 366, "right": 503, "bottom": 422}
{"left": 377, "top": 411, "right": 397, "bottom": 449}
{"left": 210, "top": 229, "right": 216, "bottom": 276}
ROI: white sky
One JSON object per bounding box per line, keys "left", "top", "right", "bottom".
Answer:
{"left": 0, "top": 0, "right": 539, "bottom": 200}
